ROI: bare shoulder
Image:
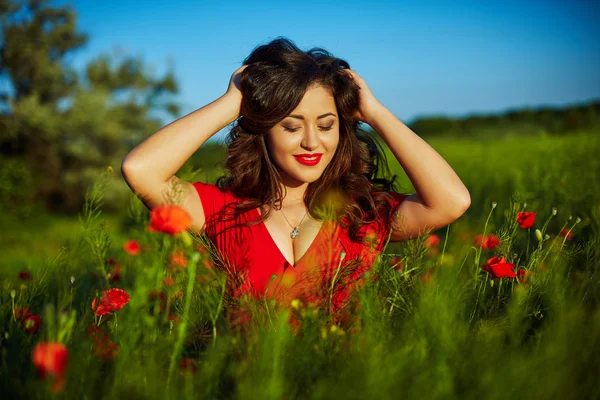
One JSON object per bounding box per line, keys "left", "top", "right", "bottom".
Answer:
{"left": 124, "top": 173, "right": 207, "bottom": 236}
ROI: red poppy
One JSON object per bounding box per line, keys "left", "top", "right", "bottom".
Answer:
{"left": 420, "top": 271, "right": 433, "bottom": 285}
{"left": 424, "top": 234, "right": 440, "bottom": 247}
{"left": 92, "top": 288, "right": 131, "bottom": 316}
{"left": 516, "top": 212, "right": 536, "bottom": 229}
{"left": 474, "top": 234, "right": 500, "bottom": 250}
{"left": 108, "top": 265, "right": 123, "bottom": 282}
{"left": 560, "top": 228, "right": 573, "bottom": 240}
{"left": 517, "top": 268, "right": 534, "bottom": 285}
{"left": 123, "top": 240, "right": 140, "bottom": 256}
{"left": 170, "top": 249, "right": 188, "bottom": 270}
{"left": 179, "top": 358, "right": 198, "bottom": 374}
{"left": 22, "top": 315, "right": 41, "bottom": 333}
{"left": 390, "top": 256, "right": 403, "bottom": 272}
{"left": 148, "top": 205, "right": 192, "bottom": 235}
{"left": 87, "top": 324, "right": 120, "bottom": 359}
{"left": 32, "top": 342, "right": 69, "bottom": 393}
{"left": 18, "top": 270, "right": 32, "bottom": 280}
{"left": 163, "top": 277, "right": 175, "bottom": 287}
{"left": 106, "top": 257, "right": 118, "bottom": 266}
{"left": 481, "top": 256, "right": 517, "bottom": 279}
{"left": 149, "top": 290, "right": 168, "bottom": 312}
{"left": 13, "top": 306, "right": 32, "bottom": 321}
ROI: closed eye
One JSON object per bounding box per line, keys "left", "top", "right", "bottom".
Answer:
{"left": 283, "top": 125, "right": 334, "bottom": 133}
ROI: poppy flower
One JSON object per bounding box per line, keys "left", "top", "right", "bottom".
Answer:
{"left": 148, "top": 205, "right": 192, "bottom": 235}
{"left": 169, "top": 249, "right": 188, "bottom": 270}
{"left": 420, "top": 271, "right": 433, "bottom": 285}
{"left": 516, "top": 212, "right": 536, "bottom": 229}
{"left": 32, "top": 342, "right": 69, "bottom": 393}
{"left": 517, "top": 268, "right": 534, "bottom": 285}
{"left": 108, "top": 265, "right": 123, "bottom": 282}
{"left": 22, "top": 315, "right": 41, "bottom": 333}
{"left": 424, "top": 234, "right": 440, "bottom": 247}
{"left": 92, "top": 288, "right": 131, "bottom": 316}
{"left": 390, "top": 256, "right": 403, "bottom": 272}
{"left": 481, "top": 256, "right": 517, "bottom": 279}
{"left": 106, "top": 257, "right": 118, "bottom": 266}
{"left": 87, "top": 324, "right": 119, "bottom": 359}
{"left": 179, "top": 358, "right": 198, "bottom": 374}
{"left": 163, "top": 277, "right": 175, "bottom": 287}
{"left": 18, "top": 270, "right": 32, "bottom": 280}
{"left": 123, "top": 240, "right": 140, "bottom": 256}
{"left": 560, "top": 228, "right": 573, "bottom": 240}
{"left": 13, "top": 306, "right": 32, "bottom": 321}
{"left": 474, "top": 234, "right": 500, "bottom": 250}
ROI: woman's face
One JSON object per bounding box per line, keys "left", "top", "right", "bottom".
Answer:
{"left": 266, "top": 83, "right": 340, "bottom": 186}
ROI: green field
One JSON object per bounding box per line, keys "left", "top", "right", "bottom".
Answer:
{"left": 1, "top": 131, "right": 598, "bottom": 399}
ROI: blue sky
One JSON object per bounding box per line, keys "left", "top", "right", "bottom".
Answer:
{"left": 57, "top": 0, "right": 599, "bottom": 141}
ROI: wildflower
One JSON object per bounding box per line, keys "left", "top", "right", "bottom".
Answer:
{"left": 424, "top": 234, "right": 440, "bottom": 247}
{"left": 148, "top": 205, "right": 192, "bottom": 235}
{"left": 179, "top": 358, "right": 198, "bottom": 374}
{"left": 92, "top": 288, "right": 131, "bottom": 316}
{"left": 474, "top": 234, "right": 500, "bottom": 250}
{"left": 481, "top": 256, "right": 517, "bottom": 279}
{"left": 420, "top": 271, "right": 433, "bottom": 285}
{"left": 18, "top": 270, "right": 32, "bottom": 280}
{"left": 123, "top": 239, "right": 141, "bottom": 256}
{"left": 560, "top": 228, "right": 573, "bottom": 240}
{"left": 87, "top": 324, "right": 119, "bottom": 360}
{"left": 390, "top": 256, "right": 404, "bottom": 272}
{"left": 13, "top": 306, "right": 32, "bottom": 321}
{"left": 516, "top": 211, "right": 536, "bottom": 229}
{"left": 169, "top": 249, "right": 188, "bottom": 270}
{"left": 517, "top": 268, "right": 534, "bottom": 285}
{"left": 108, "top": 265, "right": 123, "bottom": 282}
{"left": 163, "top": 277, "right": 175, "bottom": 287}
{"left": 32, "top": 342, "right": 69, "bottom": 393}
{"left": 22, "top": 315, "right": 41, "bottom": 333}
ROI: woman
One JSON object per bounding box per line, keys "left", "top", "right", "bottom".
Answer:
{"left": 122, "top": 37, "right": 470, "bottom": 327}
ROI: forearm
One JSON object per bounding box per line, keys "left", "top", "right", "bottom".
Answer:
{"left": 367, "top": 104, "right": 470, "bottom": 214}
{"left": 121, "top": 93, "right": 240, "bottom": 183}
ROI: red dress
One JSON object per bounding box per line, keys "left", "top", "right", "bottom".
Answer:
{"left": 192, "top": 182, "right": 408, "bottom": 327}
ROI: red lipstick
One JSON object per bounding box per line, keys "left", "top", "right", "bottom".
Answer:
{"left": 293, "top": 153, "right": 323, "bottom": 166}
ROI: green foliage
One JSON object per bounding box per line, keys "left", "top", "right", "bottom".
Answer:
{"left": 0, "top": 131, "right": 599, "bottom": 399}
{"left": 0, "top": 0, "right": 180, "bottom": 213}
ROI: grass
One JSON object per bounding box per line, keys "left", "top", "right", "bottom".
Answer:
{"left": 0, "top": 131, "right": 598, "bottom": 399}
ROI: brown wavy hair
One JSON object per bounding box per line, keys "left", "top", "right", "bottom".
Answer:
{"left": 213, "top": 37, "right": 405, "bottom": 243}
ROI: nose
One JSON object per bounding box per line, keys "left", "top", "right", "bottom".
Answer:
{"left": 300, "top": 125, "right": 320, "bottom": 151}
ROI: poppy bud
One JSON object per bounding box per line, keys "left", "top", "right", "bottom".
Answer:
{"left": 535, "top": 229, "right": 543, "bottom": 242}
{"left": 551, "top": 207, "right": 557, "bottom": 216}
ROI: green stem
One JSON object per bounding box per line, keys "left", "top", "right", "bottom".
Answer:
{"left": 167, "top": 252, "right": 199, "bottom": 387}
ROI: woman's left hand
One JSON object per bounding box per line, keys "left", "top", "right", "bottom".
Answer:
{"left": 338, "top": 68, "right": 383, "bottom": 125}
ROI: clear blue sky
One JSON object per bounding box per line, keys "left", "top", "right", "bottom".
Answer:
{"left": 58, "top": 0, "right": 599, "bottom": 141}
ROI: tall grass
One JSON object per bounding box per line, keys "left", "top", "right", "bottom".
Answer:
{"left": 0, "top": 132, "right": 598, "bottom": 399}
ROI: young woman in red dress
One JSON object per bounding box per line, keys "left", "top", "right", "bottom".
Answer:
{"left": 122, "top": 37, "right": 471, "bottom": 328}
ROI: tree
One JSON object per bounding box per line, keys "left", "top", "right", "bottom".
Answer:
{"left": 0, "top": 0, "right": 179, "bottom": 214}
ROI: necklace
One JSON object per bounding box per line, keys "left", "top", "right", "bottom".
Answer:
{"left": 279, "top": 208, "right": 308, "bottom": 239}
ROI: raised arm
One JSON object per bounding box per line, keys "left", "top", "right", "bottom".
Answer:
{"left": 121, "top": 65, "right": 247, "bottom": 234}
{"left": 339, "top": 68, "right": 471, "bottom": 242}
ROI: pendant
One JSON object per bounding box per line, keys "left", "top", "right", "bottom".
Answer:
{"left": 290, "top": 227, "right": 300, "bottom": 239}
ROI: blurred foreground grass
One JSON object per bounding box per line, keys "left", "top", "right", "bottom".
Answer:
{"left": 1, "top": 131, "right": 598, "bottom": 399}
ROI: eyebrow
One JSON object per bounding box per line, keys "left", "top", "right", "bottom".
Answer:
{"left": 287, "top": 112, "right": 337, "bottom": 120}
